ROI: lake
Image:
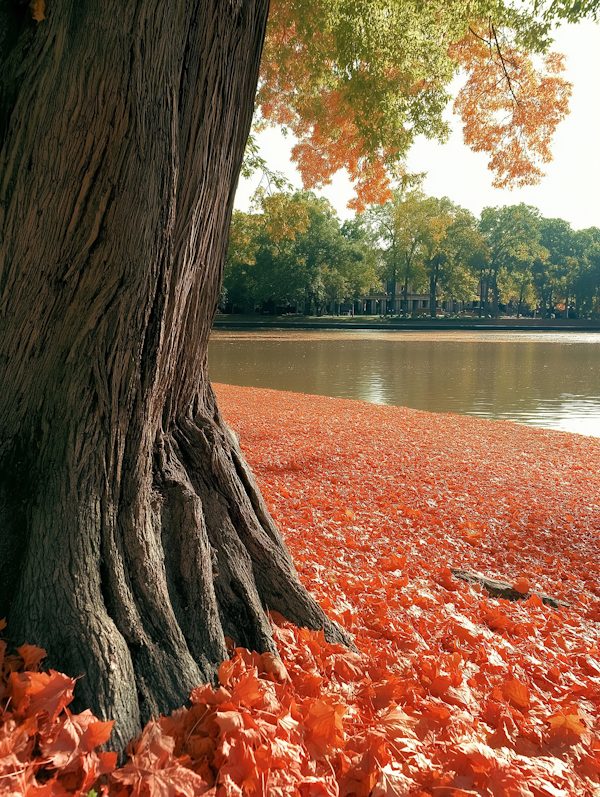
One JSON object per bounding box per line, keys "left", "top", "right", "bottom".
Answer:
{"left": 208, "top": 330, "right": 600, "bottom": 438}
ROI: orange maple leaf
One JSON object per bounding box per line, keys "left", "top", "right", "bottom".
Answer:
{"left": 304, "top": 699, "right": 346, "bottom": 759}
{"left": 513, "top": 577, "right": 530, "bottom": 594}
{"left": 16, "top": 644, "right": 47, "bottom": 671}
{"left": 547, "top": 711, "right": 587, "bottom": 742}
{"left": 502, "top": 679, "right": 530, "bottom": 711}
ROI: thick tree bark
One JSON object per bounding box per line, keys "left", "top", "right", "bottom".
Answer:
{"left": 0, "top": 0, "right": 346, "bottom": 750}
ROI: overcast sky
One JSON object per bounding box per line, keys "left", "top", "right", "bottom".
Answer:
{"left": 235, "top": 20, "right": 600, "bottom": 231}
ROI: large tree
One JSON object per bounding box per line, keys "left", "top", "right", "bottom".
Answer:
{"left": 0, "top": 0, "right": 349, "bottom": 751}
{"left": 0, "top": 0, "right": 584, "bottom": 749}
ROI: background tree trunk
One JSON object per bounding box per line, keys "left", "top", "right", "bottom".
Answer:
{"left": 0, "top": 0, "right": 346, "bottom": 750}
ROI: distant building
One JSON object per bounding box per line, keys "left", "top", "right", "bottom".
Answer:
{"left": 356, "top": 281, "right": 478, "bottom": 316}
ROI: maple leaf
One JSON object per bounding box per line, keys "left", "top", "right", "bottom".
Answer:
{"left": 111, "top": 721, "right": 210, "bottom": 797}
{"left": 513, "top": 577, "right": 530, "bottom": 595}
{"left": 190, "top": 684, "right": 232, "bottom": 705}
{"left": 502, "top": 679, "right": 530, "bottom": 711}
{"left": 547, "top": 711, "right": 587, "bottom": 743}
{"left": 16, "top": 644, "right": 47, "bottom": 671}
{"left": 216, "top": 737, "right": 262, "bottom": 797}
{"left": 372, "top": 766, "right": 415, "bottom": 797}
{"left": 218, "top": 659, "right": 236, "bottom": 687}
{"left": 0, "top": 715, "right": 38, "bottom": 758}
{"left": 379, "top": 706, "right": 419, "bottom": 740}
{"left": 304, "top": 699, "right": 346, "bottom": 759}
{"left": 213, "top": 710, "right": 247, "bottom": 736}
{"left": 39, "top": 709, "right": 115, "bottom": 770}
{"left": 230, "top": 670, "right": 265, "bottom": 709}
{"left": 11, "top": 670, "right": 75, "bottom": 723}
{"left": 296, "top": 774, "right": 339, "bottom": 797}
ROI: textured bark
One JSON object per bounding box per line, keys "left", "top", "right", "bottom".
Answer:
{"left": 0, "top": 0, "right": 347, "bottom": 750}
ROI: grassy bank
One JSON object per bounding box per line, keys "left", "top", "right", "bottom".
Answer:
{"left": 213, "top": 313, "right": 600, "bottom": 332}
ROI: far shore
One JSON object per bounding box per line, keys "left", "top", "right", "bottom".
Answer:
{"left": 213, "top": 313, "right": 600, "bottom": 333}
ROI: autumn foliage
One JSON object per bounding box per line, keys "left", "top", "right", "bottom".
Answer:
{"left": 257, "top": 2, "right": 572, "bottom": 209}
{"left": 452, "top": 30, "right": 572, "bottom": 188}
{"left": 2, "top": 385, "right": 600, "bottom": 795}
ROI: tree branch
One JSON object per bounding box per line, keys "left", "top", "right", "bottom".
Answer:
{"left": 491, "top": 22, "right": 520, "bottom": 106}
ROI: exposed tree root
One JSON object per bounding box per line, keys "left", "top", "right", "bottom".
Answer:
{"left": 451, "top": 568, "right": 570, "bottom": 608}
{"left": 5, "top": 406, "right": 350, "bottom": 751}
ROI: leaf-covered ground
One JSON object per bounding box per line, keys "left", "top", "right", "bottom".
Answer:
{"left": 2, "top": 384, "right": 600, "bottom": 796}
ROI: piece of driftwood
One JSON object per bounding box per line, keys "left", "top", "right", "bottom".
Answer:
{"left": 450, "top": 568, "right": 570, "bottom": 609}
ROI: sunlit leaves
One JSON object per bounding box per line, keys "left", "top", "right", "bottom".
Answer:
{"left": 252, "top": 0, "right": 571, "bottom": 208}
{"left": 257, "top": 0, "right": 466, "bottom": 208}
{"left": 452, "top": 30, "right": 572, "bottom": 188}
{"left": 214, "top": 382, "right": 600, "bottom": 794}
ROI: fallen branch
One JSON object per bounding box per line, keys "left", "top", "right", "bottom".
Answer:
{"left": 450, "top": 568, "right": 570, "bottom": 609}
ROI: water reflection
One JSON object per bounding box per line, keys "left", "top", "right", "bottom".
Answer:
{"left": 208, "top": 330, "right": 600, "bottom": 437}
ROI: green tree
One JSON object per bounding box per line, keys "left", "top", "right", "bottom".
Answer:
{"left": 339, "top": 219, "right": 381, "bottom": 306}
{"left": 479, "top": 204, "right": 546, "bottom": 316}
{"left": 439, "top": 208, "right": 486, "bottom": 310}
{"left": 225, "top": 192, "right": 313, "bottom": 312}
{"left": 224, "top": 193, "right": 377, "bottom": 315}
{"left": 414, "top": 196, "right": 485, "bottom": 318}
{"left": 364, "top": 190, "right": 430, "bottom": 315}
{"left": 572, "top": 228, "right": 600, "bottom": 317}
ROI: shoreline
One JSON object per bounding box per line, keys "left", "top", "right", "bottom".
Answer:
{"left": 213, "top": 314, "right": 600, "bottom": 332}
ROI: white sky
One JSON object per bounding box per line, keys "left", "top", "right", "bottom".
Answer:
{"left": 235, "top": 20, "right": 600, "bottom": 232}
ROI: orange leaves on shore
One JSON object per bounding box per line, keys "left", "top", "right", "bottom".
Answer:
{"left": 213, "top": 383, "right": 600, "bottom": 794}
{"left": 0, "top": 651, "right": 116, "bottom": 795}
{"left": 3, "top": 384, "right": 600, "bottom": 794}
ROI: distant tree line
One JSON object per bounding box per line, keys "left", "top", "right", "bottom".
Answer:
{"left": 223, "top": 189, "right": 600, "bottom": 318}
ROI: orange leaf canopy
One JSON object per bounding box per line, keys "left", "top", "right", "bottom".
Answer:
{"left": 256, "top": 0, "right": 570, "bottom": 209}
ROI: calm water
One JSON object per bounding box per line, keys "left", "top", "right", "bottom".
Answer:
{"left": 208, "top": 330, "right": 600, "bottom": 437}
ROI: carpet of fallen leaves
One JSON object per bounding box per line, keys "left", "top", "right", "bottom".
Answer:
{"left": 2, "top": 384, "right": 600, "bottom": 797}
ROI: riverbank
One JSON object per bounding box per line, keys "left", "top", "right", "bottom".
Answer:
{"left": 215, "top": 383, "right": 600, "bottom": 794}
{"left": 3, "top": 386, "right": 599, "bottom": 794}
{"left": 213, "top": 313, "right": 600, "bottom": 332}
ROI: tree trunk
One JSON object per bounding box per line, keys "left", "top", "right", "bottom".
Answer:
{"left": 429, "top": 260, "right": 439, "bottom": 319}
{"left": 0, "top": 0, "right": 346, "bottom": 751}
{"left": 491, "top": 271, "right": 500, "bottom": 317}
